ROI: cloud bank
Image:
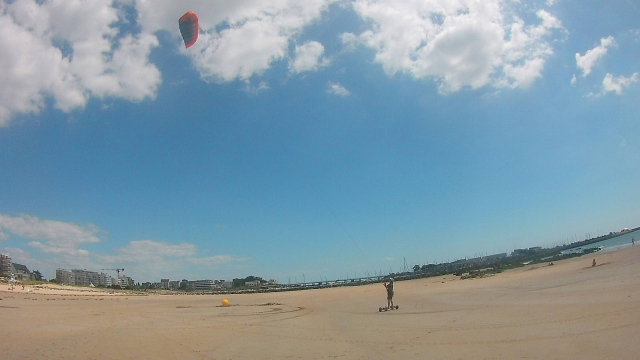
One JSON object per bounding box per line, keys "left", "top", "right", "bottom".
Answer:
{"left": 0, "top": 0, "right": 570, "bottom": 125}
{"left": 342, "top": 0, "right": 565, "bottom": 92}
{"left": 0, "top": 0, "right": 161, "bottom": 126}
{"left": 0, "top": 213, "right": 247, "bottom": 282}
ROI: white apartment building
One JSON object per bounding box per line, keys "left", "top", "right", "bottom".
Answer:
{"left": 0, "top": 254, "right": 12, "bottom": 278}
{"left": 190, "top": 279, "right": 214, "bottom": 290}
{"left": 57, "top": 269, "right": 117, "bottom": 287}
{"left": 169, "top": 280, "right": 181, "bottom": 290}
{"left": 161, "top": 279, "right": 170, "bottom": 289}
{"left": 56, "top": 269, "right": 75, "bottom": 285}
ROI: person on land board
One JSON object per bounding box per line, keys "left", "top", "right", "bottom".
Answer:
{"left": 384, "top": 278, "right": 394, "bottom": 309}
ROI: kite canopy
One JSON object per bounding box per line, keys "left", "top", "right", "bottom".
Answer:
{"left": 179, "top": 11, "right": 199, "bottom": 48}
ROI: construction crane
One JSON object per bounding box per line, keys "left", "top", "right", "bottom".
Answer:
{"left": 102, "top": 268, "right": 125, "bottom": 277}
{"left": 102, "top": 268, "right": 126, "bottom": 289}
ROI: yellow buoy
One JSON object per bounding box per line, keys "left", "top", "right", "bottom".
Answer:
{"left": 222, "top": 299, "right": 229, "bottom": 306}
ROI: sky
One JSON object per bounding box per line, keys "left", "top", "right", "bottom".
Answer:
{"left": 0, "top": 0, "right": 639, "bottom": 283}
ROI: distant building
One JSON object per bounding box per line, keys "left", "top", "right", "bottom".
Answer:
{"left": 71, "top": 269, "right": 86, "bottom": 285}
{"left": 100, "top": 272, "right": 114, "bottom": 287}
{"left": 72, "top": 269, "right": 102, "bottom": 286}
{"left": 56, "top": 269, "right": 75, "bottom": 285}
{"left": 56, "top": 268, "right": 117, "bottom": 287}
{"left": 11, "top": 263, "right": 32, "bottom": 281}
{"left": 161, "top": 279, "right": 170, "bottom": 289}
{"left": 169, "top": 280, "right": 181, "bottom": 290}
{"left": 119, "top": 276, "right": 134, "bottom": 288}
{"left": 481, "top": 253, "right": 507, "bottom": 262}
{"left": 0, "top": 254, "right": 11, "bottom": 278}
{"left": 245, "top": 279, "right": 261, "bottom": 287}
{"left": 179, "top": 279, "right": 189, "bottom": 290}
{"left": 190, "top": 280, "right": 214, "bottom": 290}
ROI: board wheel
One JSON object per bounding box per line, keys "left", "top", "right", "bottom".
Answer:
{"left": 379, "top": 307, "right": 382, "bottom": 312}
{"left": 395, "top": 305, "right": 399, "bottom": 309}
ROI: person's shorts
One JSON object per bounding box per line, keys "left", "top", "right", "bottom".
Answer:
{"left": 387, "top": 290, "right": 394, "bottom": 300}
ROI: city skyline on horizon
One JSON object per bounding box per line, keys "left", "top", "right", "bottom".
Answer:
{"left": 4, "top": 225, "right": 636, "bottom": 284}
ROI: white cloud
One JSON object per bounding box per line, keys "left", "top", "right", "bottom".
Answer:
{"left": 500, "top": 58, "right": 546, "bottom": 89}
{"left": 97, "top": 240, "right": 248, "bottom": 280}
{"left": 340, "top": 32, "right": 360, "bottom": 52}
{"left": 134, "top": 0, "right": 337, "bottom": 83}
{"left": 327, "top": 81, "right": 351, "bottom": 96}
{"left": 571, "top": 74, "right": 577, "bottom": 86}
{"left": 0, "top": 213, "right": 248, "bottom": 281}
{"left": 0, "top": 214, "right": 103, "bottom": 248}
{"left": 0, "top": 213, "right": 101, "bottom": 271}
{"left": 1, "top": 247, "right": 32, "bottom": 262}
{"left": 0, "top": 0, "right": 161, "bottom": 126}
{"left": 243, "top": 80, "right": 270, "bottom": 95}
{"left": 575, "top": 36, "right": 615, "bottom": 77}
{"left": 289, "top": 41, "right": 330, "bottom": 74}
{"left": 2, "top": 246, "right": 96, "bottom": 277}
{"left": 28, "top": 241, "right": 90, "bottom": 256}
{"left": 602, "top": 72, "right": 639, "bottom": 95}
{"left": 344, "top": 0, "right": 564, "bottom": 93}
{"left": 113, "top": 240, "right": 198, "bottom": 260}
{"left": 546, "top": 0, "right": 559, "bottom": 6}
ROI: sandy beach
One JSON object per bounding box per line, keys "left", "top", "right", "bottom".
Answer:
{"left": 2, "top": 246, "right": 639, "bottom": 359}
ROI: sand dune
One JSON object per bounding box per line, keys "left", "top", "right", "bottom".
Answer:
{"left": 2, "top": 246, "right": 639, "bottom": 359}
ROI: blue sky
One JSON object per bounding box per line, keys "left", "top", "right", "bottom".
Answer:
{"left": 0, "top": 0, "right": 638, "bottom": 283}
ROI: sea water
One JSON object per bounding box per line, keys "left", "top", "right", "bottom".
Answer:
{"left": 561, "top": 229, "right": 640, "bottom": 255}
